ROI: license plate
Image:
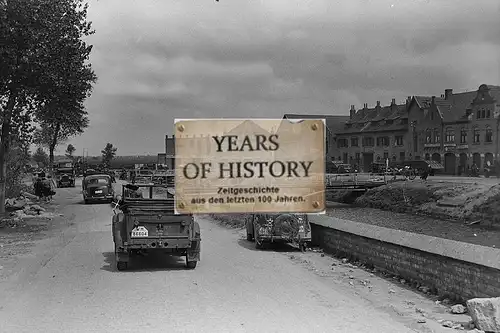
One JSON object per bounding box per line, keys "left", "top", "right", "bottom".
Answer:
{"left": 95, "top": 190, "right": 103, "bottom": 194}
{"left": 131, "top": 226, "right": 148, "bottom": 238}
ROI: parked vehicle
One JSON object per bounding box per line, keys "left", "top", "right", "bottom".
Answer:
{"left": 402, "top": 160, "right": 443, "bottom": 177}
{"left": 112, "top": 183, "right": 201, "bottom": 271}
{"left": 325, "top": 161, "right": 351, "bottom": 174}
{"left": 84, "top": 168, "right": 97, "bottom": 177}
{"left": 245, "top": 213, "right": 311, "bottom": 251}
{"left": 484, "top": 161, "right": 500, "bottom": 178}
{"left": 369, "top": 162, "right": 389, "bottom": 174}
{"left": 82, "top": 174, "right": 115, "bottom": 204}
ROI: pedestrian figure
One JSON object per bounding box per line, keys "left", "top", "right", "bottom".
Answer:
{"left": 472, "top": 163, "right": 479, "bottom": 177}
{"left": 41, "top": 176, "right": 56, "bottom": 202}
{"left": 420, "top": 165, "right": 431, "bottom": 181}
{"left": 34, "top": 177, "right": 44, "bottom": 201}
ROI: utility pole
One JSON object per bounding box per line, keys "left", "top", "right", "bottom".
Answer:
{"left": 496, "top": 113, "right": 499, "bottom": 161}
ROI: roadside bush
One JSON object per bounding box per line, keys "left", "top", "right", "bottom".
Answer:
{"left": 5, "top": 141, "right": 31, "bottom": 198}
{"left": 354, "top": 183, "right": 440, "bottom": 213}
{"left": 471, "top": 193, "right": 500, "bottom": 227}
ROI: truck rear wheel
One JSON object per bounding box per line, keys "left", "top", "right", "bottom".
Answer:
{"left": 186, "top": 259, "right": 197, "bottom": 269}
{"left": 117, "top": 261, "right": 127, "bottom": 271}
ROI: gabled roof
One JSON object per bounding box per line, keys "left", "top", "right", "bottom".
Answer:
{"left": 282, "top": 114, "right": 349, "bottom": 134}
{"left": 413, "top": 85, "right": 500, "bottom": 123}
{"left": 337, "top": 103, "right": 408, "bottom": 134}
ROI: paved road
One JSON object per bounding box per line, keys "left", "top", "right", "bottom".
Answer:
{"left": 0, "top": 182, "right": 424, "bottom": 333}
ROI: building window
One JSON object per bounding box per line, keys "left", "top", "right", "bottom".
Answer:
{"left": 395, "top": 135, "right": 403, "bottom": 146}
{"left": 343, "top": 153, "right": 348, "bottom": 163}
{"left": 482, "top": 109, "right": 486, "bottom": 118}
{"left": 473, "top": 127, "right": 480, "bottom": 143}
{"left": 434, "top": 129, "right": 440, "bottom": 143}
{"left": 337, "top": 138, "right": 348, "bottom": 148}
{"left": 460, "top": 128, "right": 467, "bottom": 144}
{"left": 425, "top": 153, "right": 430, "bottom": 160}
{"left": 399, "top": 152, "right": 405, "bottom": 161}
{"left": 487, "top": 110, "right": 491, "bottom": 118}
{"left": 363, "top": 137, "right": 374, "bottom": 147}
{"left": 376, "top": 156, "right": 381, "bottom": 161}
{"left": 476, "top": 110, "right": 481, "bottom": 119}
{"left": 486, "top": 126, "right": 493, "bottom": 142}
{"left": 376, "top": 136, "right": 389, "bottom": 147}
{"left": 338, "top": 156, "right": 342, "bottom": 161}
{"left": 351, "top": 137, "right": 359, "bottom": 147}
{"left": 355, "top": 153, "right": 360, "bottom": 161}
{"left": 425, "top": 129, "right": 432, "bottom": 143}
{"left": 445, "top": 127, "right": 455, "bottom": 143}
{"left": 383, "top": 152, "right": 389, "bottom": 160}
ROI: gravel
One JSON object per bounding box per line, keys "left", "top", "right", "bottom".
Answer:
{"left": 325, "top": 202, "right": 500, "bottom": 248}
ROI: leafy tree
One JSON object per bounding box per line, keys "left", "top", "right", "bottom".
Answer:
{"left": 65, "top": 144, "right": 76, "bottom": 159}
{"left": 101, "top": 143, "right": 117, "bottom": 168}
{"left": 32, "top": 147, "right": 49, "bottom": 167}
{"left": 0, "top": 0, "right": 95, "bottom": 214}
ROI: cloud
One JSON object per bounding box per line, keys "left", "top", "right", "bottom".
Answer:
{"left": 65, "top": 0, "right": 500, "bottom": 156}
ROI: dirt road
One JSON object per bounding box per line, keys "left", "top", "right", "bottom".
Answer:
{"left": 0, "top": 181, "right": 463, "bottom": 333}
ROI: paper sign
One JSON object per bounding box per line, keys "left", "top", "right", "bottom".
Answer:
{"left": 174, "top": 119, "right": 325, "bottom": 214}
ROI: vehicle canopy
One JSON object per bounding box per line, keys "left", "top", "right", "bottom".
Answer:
{"left": 403, "top": 160, "right": 444, "bottom": 170}
{"left": 56, "top": 167, "right": 75, "bottom": 175}
{"left": 119, "top": 183, "right": 177, "bottom": 214}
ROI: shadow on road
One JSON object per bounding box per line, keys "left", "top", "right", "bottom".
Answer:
{"left": 101, "top": 251, "right": 188, "bottom": 272}
{"left": 236, "top": 238, "right": 301, "bottom": 253}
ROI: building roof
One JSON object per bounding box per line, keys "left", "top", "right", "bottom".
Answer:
{"left": 282, "top": 114, "right": 350, "bottom": 134}
{"left": 337, "top": 102, "right": 408, "bottom": 135}
{"left": 413, "top": 84, "right": 500, "bottom": 123}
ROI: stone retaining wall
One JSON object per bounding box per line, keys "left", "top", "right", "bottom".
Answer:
{"left": 309, "top": 214, "right": 500, "bottom": 302}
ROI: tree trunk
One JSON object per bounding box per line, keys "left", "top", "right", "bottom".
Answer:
{"left": 48, "top": 122, "right": 61, "bottom": 176}
{"left": 0, "top": 92, "right": 17, "bottom": 215}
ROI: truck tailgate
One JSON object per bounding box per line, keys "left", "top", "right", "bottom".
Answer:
{"left": 129, "top": 214, "right": 191, "bottom": 239}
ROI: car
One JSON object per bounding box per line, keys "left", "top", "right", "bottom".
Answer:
{"left": 57, "top": 173, "right": 76, "bottom": 187}
{"left": 82, "top": 174, "right": 114, "bottom": 204}
{"left": 245, "top": 213, "right": 312, "bottom": 251}
{"left": 112, "top": 182, "right": 201, "bottom": 271}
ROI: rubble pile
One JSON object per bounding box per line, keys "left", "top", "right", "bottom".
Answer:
{"left": 467, "top": 297, "right": 500, "bottom": 333}
{"left": 3, "top": 196, "right": 56, "bottom": 221}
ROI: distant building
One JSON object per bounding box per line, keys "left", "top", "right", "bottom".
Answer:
{"left": 157, "top": 153, "right": 166, "bottom": 165}
{"left": 335, "top": 98, "right": 411, "bottom": 172}
{"left": 408, "top": 84, "right": 500, "bottom": 175}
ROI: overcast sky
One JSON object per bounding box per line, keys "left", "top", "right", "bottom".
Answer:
{"left": 62, "top": 0, "right": 500, "bottom": 156}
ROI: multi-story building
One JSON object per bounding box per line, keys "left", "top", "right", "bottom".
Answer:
{"left": 408, "top": 84, "right": 500, "bottom": 175}
{"left": 334, "top": 98, "right": 411, "bottom": 172}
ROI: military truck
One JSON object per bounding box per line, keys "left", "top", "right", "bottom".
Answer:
{"left": 55, "top": 160, "right": 76, "bottom": 188}
{"left": 112, "top": 181, "right": 201, "bottom": 271}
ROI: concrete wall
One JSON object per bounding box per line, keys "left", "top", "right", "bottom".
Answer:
{"left": 309, "top": 215, "right": 500, "bottom": 302}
